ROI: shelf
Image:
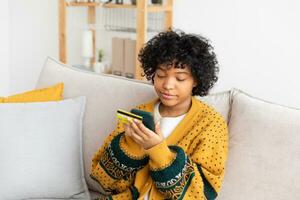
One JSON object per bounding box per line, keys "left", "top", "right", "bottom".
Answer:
{"left": 59, "top": 0, "right": 173, "bottom": 80}
{"left": 72, "top": 64, "right": 94, "bottom": 72}
{"left": 66, "top": 2, "right": 171, "bottom": 12}
{"left": 67, "top": 2, "right": 136, "bottom": 8}
{"left": 103, "top": 3, "right": 136, "bottom": 9}
{"left": 148, "top": 5, "right": 172, "bottom": 12}
{"left": 67, "top": 2, "right": 102, "bottom": 7}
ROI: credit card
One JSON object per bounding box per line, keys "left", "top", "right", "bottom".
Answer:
{"left": 116, "top": 109, "right": 143, "bottom": 124}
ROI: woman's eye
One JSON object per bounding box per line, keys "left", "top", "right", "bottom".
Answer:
{"left": 157, "top": 74, "right": 165, "bottom": 78}
{"left": 177, "top": 78, "right": 186, "bottom": 81}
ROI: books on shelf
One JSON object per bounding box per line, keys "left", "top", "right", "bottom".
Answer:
{"left": 111, "top": 37, "right": 136, "bottom": 78}
{"left": 112, "top": 37, "right": 124, "bottom": 76}
{"left": 124, "top": 38, "right": 136, "bottom": 78}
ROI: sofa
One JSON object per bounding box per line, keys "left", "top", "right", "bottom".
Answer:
{"left": 34, "top": 57, "right": 300, "bottom": 199}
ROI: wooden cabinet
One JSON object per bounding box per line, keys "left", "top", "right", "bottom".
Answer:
{"left": 58, "top": 0, "right": 173, "bottom": 80}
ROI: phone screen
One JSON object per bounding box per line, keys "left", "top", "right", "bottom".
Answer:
{"left": 130, "top": 109, "right": 155, "bottom": 132}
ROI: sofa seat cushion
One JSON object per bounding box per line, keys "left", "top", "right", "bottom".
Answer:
{"left": 218, "top": 89, "right": 300, "bottom": 199}
{"left": 89, "top": 190, "right": 104, "bottom": 200}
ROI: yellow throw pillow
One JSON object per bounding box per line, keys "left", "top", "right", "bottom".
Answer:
{"left": 0, "top": 83, "right": 64, "bottom": 103}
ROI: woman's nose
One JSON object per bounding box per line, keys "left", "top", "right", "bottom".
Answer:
{"left": 162, "top": 78, "right": 175, "bottom": 90}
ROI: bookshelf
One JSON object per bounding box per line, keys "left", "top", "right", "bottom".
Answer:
{"left": 58, "top": 0, "right": 173, "bottom": 80}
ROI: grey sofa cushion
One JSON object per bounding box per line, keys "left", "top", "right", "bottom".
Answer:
{"left": 0, "top": 97, "right": 89, "bottom": 200}
{"left": 37, "top": 57, "right": 157, "bottom": 193}
{"left": 218, "top": 89, "right": 300, "bottom": 199}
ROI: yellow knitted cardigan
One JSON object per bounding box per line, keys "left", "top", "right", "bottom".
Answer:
{"left": 90, "top": 96, "right": 228, "bottom": 200}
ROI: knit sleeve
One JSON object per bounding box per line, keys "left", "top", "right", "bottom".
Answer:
{"left": 145, "top": 115, "right": 229, "bottom": 200}
{"left": 90, "top": 120, "right": 149, "bottom": 195}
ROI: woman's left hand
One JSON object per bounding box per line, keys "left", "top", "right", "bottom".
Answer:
{"left": 125, "top": 118, "right": 164, "bottom": 150}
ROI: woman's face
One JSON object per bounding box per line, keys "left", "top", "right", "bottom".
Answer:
{"left": 153, "top": 64, "right": 197, "bottom": 110}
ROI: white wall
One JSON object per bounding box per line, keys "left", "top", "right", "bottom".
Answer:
{"left": 0, "top": 0, "right": 10, "bottom": 96}
{"left": 7, "top": 0, "right": 300, "bottom": 108}
{"left": 9, "top": 0, "right": 58, "bottom": 94}
{"left": 174, "top": 0, "right": 300, "bottom": 108}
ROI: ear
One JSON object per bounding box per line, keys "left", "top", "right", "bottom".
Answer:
{"left": 192, "top": 80, "right": 197, "bottom": 88}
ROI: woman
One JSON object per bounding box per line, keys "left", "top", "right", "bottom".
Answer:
{"left": 90, "top": 30, "right": 228, "bottom": 200}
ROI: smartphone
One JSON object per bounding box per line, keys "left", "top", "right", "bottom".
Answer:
{"left": 130, "top": 109, "right": 155, "bottom": 132}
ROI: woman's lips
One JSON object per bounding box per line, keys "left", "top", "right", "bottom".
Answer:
{"left": 161, "top": 92, "right": 175, "bottom": 100}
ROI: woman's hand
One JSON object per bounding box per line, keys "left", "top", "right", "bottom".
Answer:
{"left": 124, "top": 118, "right": 164, "bottom": 150}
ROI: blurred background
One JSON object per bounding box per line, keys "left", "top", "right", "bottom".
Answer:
{"left": 1, "top": 0, "right": 300, "bottom": 108}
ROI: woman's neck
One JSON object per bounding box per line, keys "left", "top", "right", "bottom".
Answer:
{"left": 159, "top": 97, "right": 192, "bottom": 117}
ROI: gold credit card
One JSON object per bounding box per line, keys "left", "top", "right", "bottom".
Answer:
{"left": 116, "top": 109, "right": 143, "bottom": 124}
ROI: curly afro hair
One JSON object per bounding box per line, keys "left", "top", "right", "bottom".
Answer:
{"left": 138, "top": 30, "right": 219, "bottom": 96}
